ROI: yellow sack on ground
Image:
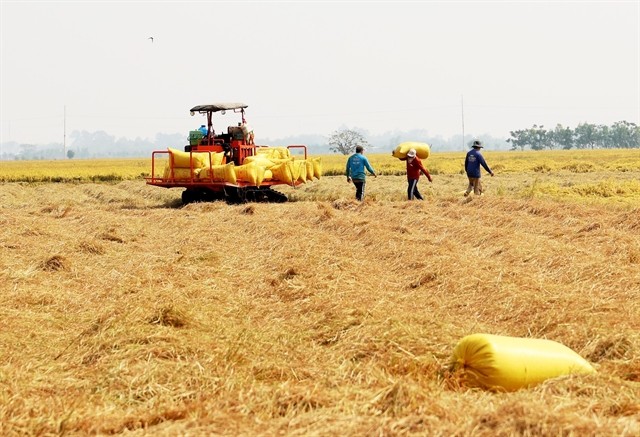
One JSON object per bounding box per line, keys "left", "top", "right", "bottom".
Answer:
{"left": 450, "top": 333, "right": 596, "bottom": 392}
{"left": 234, "top": 162, "right": 265, "bottom": 186}
{"left": 199, "top": 163, "right": 236, "bottom": 184}
{"left": 392, "top": 142, "right": 430, "bottom": 160}
{"left": 270, "top": 160, "right": 296, "bottom": 184}
{"left": 168, "top": 147, "right": 210, "bottom": 168}
{"left": 312, "top": 157, "right": 322, "bottom": 179}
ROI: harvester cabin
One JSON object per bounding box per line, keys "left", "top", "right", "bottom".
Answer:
{"left": 186, "top": 103, "right": 254, "bottom": 166}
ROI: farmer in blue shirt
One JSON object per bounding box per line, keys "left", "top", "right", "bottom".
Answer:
{"left": 346, "top": 145, "right": 377, "bottom": 201}
{"left": 198, "top": 125, "right": 208, "bottom": 137}
{"left": 464, "top": 140, "right": 494, "bottom": 196}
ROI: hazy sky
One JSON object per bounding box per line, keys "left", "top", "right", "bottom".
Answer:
{"left": 1, "top": 0, "right": 638, "bottom": 146}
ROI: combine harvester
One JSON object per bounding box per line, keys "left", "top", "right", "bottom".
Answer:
{"left": 146, "top": 103, "right": 321, "bottom": 204}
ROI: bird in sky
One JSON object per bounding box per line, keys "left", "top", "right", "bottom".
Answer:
{"left": 148, "top": 36, "right": 154, "bottom": 43}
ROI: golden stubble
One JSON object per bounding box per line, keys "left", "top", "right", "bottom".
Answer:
{"left": 0, "top": 165, "right": 639, "bottom": 435}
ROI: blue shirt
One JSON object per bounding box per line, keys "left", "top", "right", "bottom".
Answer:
{"left": 198, "top": 126, "right": 208, "bottom": 136}
{"left": 346, "top": 153, "right": 375, "bottom": 180}
{"left": 465, "top": 148, "right": 492, "bottom": 178}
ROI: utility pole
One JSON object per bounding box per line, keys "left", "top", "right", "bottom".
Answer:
{"left": 461, "top": 95, "right": 465, "bottom": 151}
{"left": 63, "top": 105, "right": 66, "bottom": 159}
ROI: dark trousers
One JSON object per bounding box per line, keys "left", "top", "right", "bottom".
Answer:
{"left": 353, "top": 179, "right": 366, "bottom": 201}
{"left": 407, "top": 179, "right": 423, "bottom": 200}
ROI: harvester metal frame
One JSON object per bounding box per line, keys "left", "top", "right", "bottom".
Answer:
{"left": 146, "top": 103, "right": 308, "bottom": 204}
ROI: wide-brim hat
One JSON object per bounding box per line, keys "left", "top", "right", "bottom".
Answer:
{"left": 407, "top": 149, "right": 417, "bottom": 158}
{"left": 472, "top": 140, "right": 483, "bottom": 148}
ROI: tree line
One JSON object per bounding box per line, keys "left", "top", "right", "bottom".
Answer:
{"left": 3, "top": 120, "right": 638, "bottom": 160}
{"left": 506, "top": 121, "right": 639, "bottom": 151}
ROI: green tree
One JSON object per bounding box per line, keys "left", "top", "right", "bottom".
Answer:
{"left": 67, "top": 149, "right": 75, "bottom": 159}
{"left": 507, "top": 125, "right": 549, "bottom": 150}
{"left": 506, "top": 129, "right": 529, "bottom": 151}
{"left": 596, "top": 124, "right": 611, "bottom": 149}
{"left": 529, "top": 125, "right": 549, "bottom": 150}
{"left": 609, "top": 121, "right": 639, "bottom": 148}
{"left": 508, "top": 120, "right": 639, "bottom": 151}
{"left": 328, "top": 129, "right": 369, "bottom": 155}
{"left": 574, "top": 123, "right": 598, "bottom": 149}
{"left": 552, "top": 124, "right": 574, "bottom": 150}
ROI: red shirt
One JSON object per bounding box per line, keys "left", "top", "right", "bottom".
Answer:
{"left": 406, "top": 156, "right": 432, "bottom": 181}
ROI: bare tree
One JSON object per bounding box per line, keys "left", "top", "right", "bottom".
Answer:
{"left": 328, "top": 129, "right": 369, "bottom": 155}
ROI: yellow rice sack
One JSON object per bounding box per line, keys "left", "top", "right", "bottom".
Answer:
{"left": 234, "top": 162, "right": 265, "bottom": 186}
{"left": 305, "top": 160, "right": 314, "bottom": 181}
{"left": 189, "top": 150, "right": 225, "bottom": 168}
{"left": 256, "top": 146, "right": 290, "bottom": 160}
{"left": 312, "top": 157, "right": 322, "bottom": 179}
{"left": 269, "top": 158, "right": 294, "bottom": 166}
{"left": 210, "top": 151, "right": 225, "bottom": 166}
{"left": 294, "top": 160, "right": 307, "bottom": 184}
{"left": 243, "top": 155, "right": 276, "bottom": 169}
{"left": 199, "top": 163, "right": 236, "bottom": 184}
{"left": 392, "top": 142, "right": 430, "bottom": 160}
{"left": 270, "top": 147, "right": 290, "bottom": 159}
{"left": 263, "top": 169, "right": 273, "bottom": 181}
{"left": 450, "top": 333, "right": 596, "bottom": 392}
{"left": 255, "top": 147, "right": 276, "bottom": 159}
{"left": 168, "top": 147, "right": 211, "bottom": 168}
{"left": 163, "top": 167, "right": 200, "bottom": 180}
{"left": 270, "top": 160, "right": 296, "bottom": 184}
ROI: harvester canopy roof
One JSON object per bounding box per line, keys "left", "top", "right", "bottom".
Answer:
{"left": 190, "top": 103, "right": 248, "bottom": 113}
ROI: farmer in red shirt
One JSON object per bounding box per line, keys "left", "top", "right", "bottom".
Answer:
{"left": 402, "top": 148, "right": 432, "bottom": 200}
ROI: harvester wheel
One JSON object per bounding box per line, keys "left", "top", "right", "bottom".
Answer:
{"left": 181, "top": 189, "right": 194, "bottom": 204}
{"left": 223, "top": 187, "right": 244, "bottom": 204}
{"left": 223, "top": 187, "right": 287, "bottom": 204}
{"left": 264, "top": 188, "right": 287, "bottom": 203}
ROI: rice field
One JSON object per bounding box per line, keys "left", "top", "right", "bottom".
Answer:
{"left": 0, "top": 149, "right": 639, "bottom": 435}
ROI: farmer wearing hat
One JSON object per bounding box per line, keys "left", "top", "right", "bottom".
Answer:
{"left": 464, "top": 140, "right": 494, "bottom": 196}
{"left": 402, "top": 148, "right": 432, "bottom": 200}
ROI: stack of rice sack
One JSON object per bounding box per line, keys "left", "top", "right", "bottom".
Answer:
{"left": 241, "top": 147, "right": 322, "bottom": 185}
{"left": 164, "top": 148, "right": 207, "bottom": 179}
{"left": 163, "top": 147, "right": 322, "bottom": 186}
{"left": 164, "top": 148, "right": 226, "bottom": 180}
